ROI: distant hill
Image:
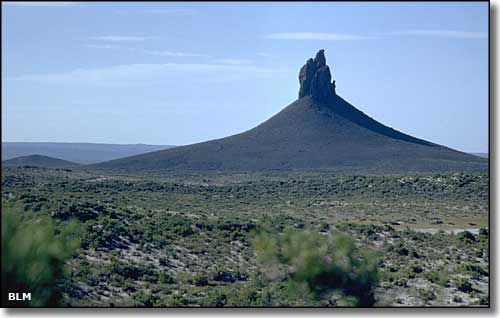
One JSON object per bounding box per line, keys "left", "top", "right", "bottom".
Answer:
{"left": 90, "top": 50, "right": 487, "bottom": 173}
{"left": 3, "top": 154, "right": 79, "bottom": 168}
{"left": 2, "top": 142, "right": 174, "bottom": 164}
{"left": 469, "top": 153, "right": 488, "bottom": 159}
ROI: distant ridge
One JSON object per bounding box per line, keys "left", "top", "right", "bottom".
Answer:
{"left": 90, "top": 50, "right": 487, "bottom": 173}
{"left": 2, "top": 142, "right": 175, "bottom": 164}
{"left": 3, "top": 154, "right": 79, "bottom": 168}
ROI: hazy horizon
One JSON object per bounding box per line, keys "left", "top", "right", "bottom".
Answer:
{"left": 0, "top": 138, "right": 489, "bottom": 155}
{"left": 2, "top": 2, "right": 488, "bottom": 153}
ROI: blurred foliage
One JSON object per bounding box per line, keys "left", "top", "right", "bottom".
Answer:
{"left": 253, "top": 228, "right": 380, "bottom": 306}
{"left": 1, "top": 204, "right": 81, "bottom": 306}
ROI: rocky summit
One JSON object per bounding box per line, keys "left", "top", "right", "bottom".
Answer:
{"left": 299, "top": 49, "right": 336, "bottom": 101}
{"left": 90, "top": 50, "right": 487, "bottom": 173}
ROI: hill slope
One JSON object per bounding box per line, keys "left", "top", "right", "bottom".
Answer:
{"left": 470, "top": 153, "right": 488, "bottom": 159}
{"left": 2, "top": 142, "right": 174, "bottom": 164}
{"left": 3, "top": 154, "right": 79, "bottom": 168}
{"left": 91, "top": 50, "right": 487, "bottom": 173}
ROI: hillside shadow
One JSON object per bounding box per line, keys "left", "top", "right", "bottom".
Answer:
{"left": 332, "top": 96, "right": 436, "bottom": 147}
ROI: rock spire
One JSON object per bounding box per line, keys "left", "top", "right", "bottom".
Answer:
{"left": 298, "top": 49, "right": 336, "bottom": 101}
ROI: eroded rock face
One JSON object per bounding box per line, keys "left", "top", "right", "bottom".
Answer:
{"left": 298, "top": 49, "right": 336, "bottom": 101}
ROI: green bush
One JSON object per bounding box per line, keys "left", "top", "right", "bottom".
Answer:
{"left": 201, "top": 290, "right": 227, "bottom": 307}
{"left": 158, "top": 272, "right": 175, "bottom": 284}
{"left": 424, "top": 270, "right": 450, "bottom": 286}
{"left": 457, "top": 231, "right": 476, "bottom": 243}
{"left": 479, "top": 228, "right": 489, "bottom": 236}
{"left": 1, "top": 205, "right": 81, "bottom": 306}
{"left": 163, "top": 293, "right": 188, "bottom": 307}
{"left": 418, "top": 288, "right": 436, "bottom": 302}
{"left": 132, "top": 290, "right": 157, "bottom": 307}
{"left": 474, "top": 295, "right": 489, "bottom": 306}
{"left": 110, "top": 260, "right": 154, "bottom": 280}
{"left": 253, "top": 228, "right": 379, "bottom": 306}
{"left": 193, "top": 273, "right": 209, "bottom": 286}
{"left": 455, "top": 277, "right": 473, "bottom": 293}
{"left": 458, "top": 263, "right": 488, "bottom": 279}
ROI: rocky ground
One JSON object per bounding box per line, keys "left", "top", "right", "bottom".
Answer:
{"left": 2, "top": 167, "right": 489, "bottom": 307}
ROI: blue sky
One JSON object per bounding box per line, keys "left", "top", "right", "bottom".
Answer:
{"left": 2, "top": 1, "right": 488, "bottom": 152}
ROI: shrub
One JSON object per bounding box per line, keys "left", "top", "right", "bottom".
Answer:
{"left": 202, "top": 290, "right": 227, "bottom": 307}
{"left": 455, "top": 277, "right": 473, "bottom": 293}
{"left": 457, "top": 231, "right": 476, "bottom": 243}
{"left": 1, "top": 206, "right": 81, "bottom": 306}
{"left": 163, "top": 293, "right": 188, "bottom": 306}
{"left": 459, "top": 263, "right": 488, "bottom": 279}
{"left": 418, "top": 288, "right": 436, "bottom": 302}
{"left": 193, "top": 274, "right": 209, "bottom": 286}
{"left": 132, "top": 290, "right": 157, "bottom": 307}
{"left": 479, "top": 228, "right": 489, "bottom": 236}
{"left": 158, "top": 272, "right": 175, "bottom": 284}
{"left": 424, "top": 270, "right": 450, "bottom": 286}
{"left": 474, "top": 295, "right": 489, "bottom": 306}
{"left": 253, "top": 228, "right": 379, "bottom": 306}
